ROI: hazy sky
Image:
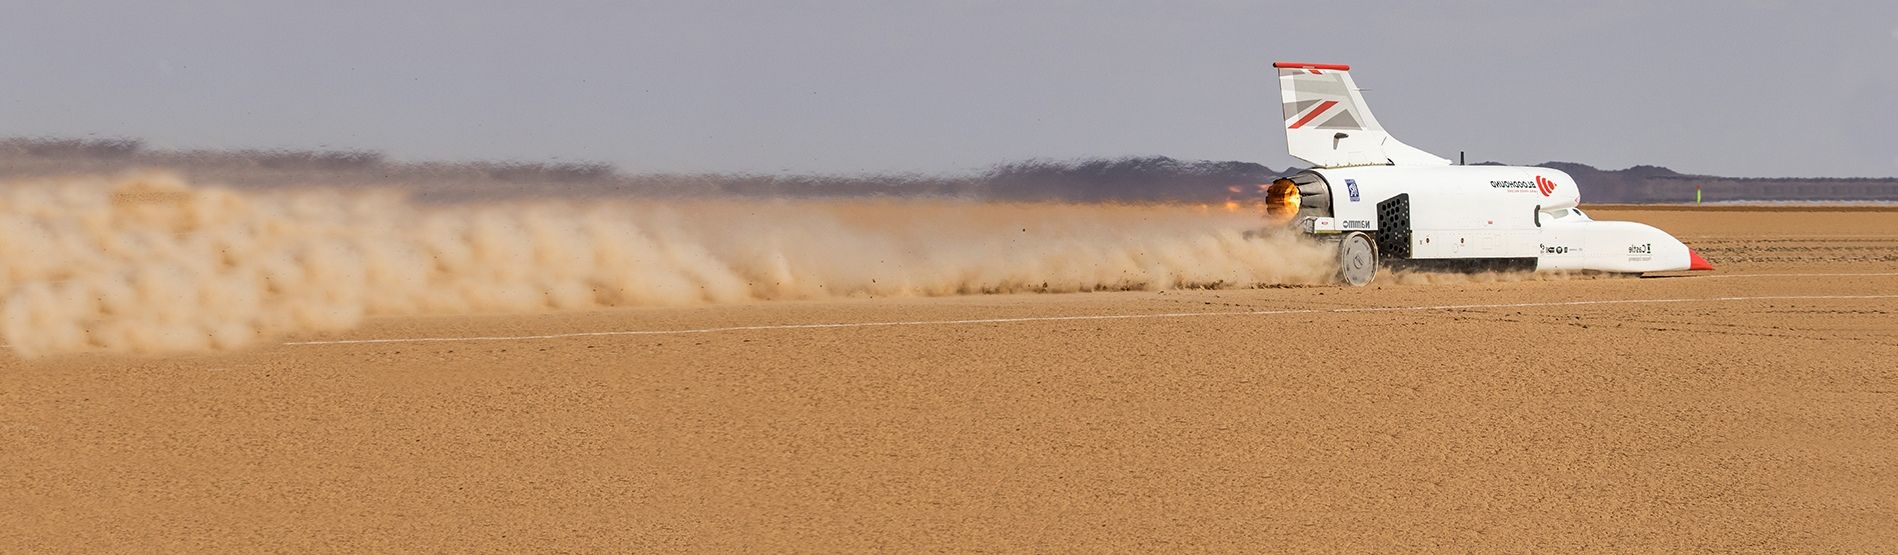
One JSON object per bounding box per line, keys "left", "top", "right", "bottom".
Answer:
{"left": 3, "top": 1, "right": 1894, "bottom": 177}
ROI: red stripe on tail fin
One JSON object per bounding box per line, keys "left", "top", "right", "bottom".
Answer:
{"left": 1288, "top": 100, "right": 1337, "bottom": 129}
{"left": 1273, "top": 62, "right": 1352, "bottom": 71}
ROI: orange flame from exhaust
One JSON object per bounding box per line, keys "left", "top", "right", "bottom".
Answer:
{"left": 1203, "top": 182, "right": 1288, "bottom": 220}
{"left": 1264, "top": 178, "right": 1300, "bottom": 224}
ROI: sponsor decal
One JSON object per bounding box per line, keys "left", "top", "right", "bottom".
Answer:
{"left": 1340, "top": 219, "right": 1372, "bottom": 230}
{"left": 1539, "top": 244, "right": 1574, "bottom": 255}
{"left": 1345, "top": 179, "right": 1361, "bottom": 202}
{"left": 1489, "top": 180, "right": 1536, "bottom": 192}
{"left": 1535, "top": 175, "right": 1558, "bottom": 197}
{"left": 1628, "top": 243, "right": 1653, "bottom": 261}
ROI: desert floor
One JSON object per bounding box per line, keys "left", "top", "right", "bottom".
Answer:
{"left": 5, "top": 207, "right": 1897, "bottom": 552}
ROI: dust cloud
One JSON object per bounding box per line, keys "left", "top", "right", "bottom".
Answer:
{"left": 0, "top": 173, "right": 1335, "bottom": 356}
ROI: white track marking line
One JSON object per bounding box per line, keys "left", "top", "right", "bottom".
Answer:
{"left": 1691, "top": 272, "right": 1898, "bottom": 279}
{"left": 1676, "top": 235, "right": 1898, "bottom": 239}
{"left": 281, "top": 294, "right": 1898, "bottom": 347}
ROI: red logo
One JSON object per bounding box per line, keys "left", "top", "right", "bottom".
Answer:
{"left": 1535, "top": 175, "right": 1558, "bottom": 197}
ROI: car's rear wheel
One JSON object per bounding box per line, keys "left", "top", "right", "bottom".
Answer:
{"left": 1338, "top": 232, "right": 1378, "bottom": 286}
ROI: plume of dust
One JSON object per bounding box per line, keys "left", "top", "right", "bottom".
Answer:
{"left": 0, "top": 173, "right": 1337, "bottom": 357}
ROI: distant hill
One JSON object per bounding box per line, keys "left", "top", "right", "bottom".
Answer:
{"left": 1536, "top": 161, "right": 1898, "bottom": 203}
{"left": 4, "top": 137, "right": 1894, "bottom": 204}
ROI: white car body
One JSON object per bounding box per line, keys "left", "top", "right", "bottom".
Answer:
{"left": 1268, "top": 61, "right": 1712, "bottom": 282}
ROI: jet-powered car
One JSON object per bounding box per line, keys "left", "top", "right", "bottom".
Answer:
{"left": 1264, "top": 61, "right": 1713, "bottom": 285}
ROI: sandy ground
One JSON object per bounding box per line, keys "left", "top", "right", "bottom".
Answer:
{"left": 4, "top": 207, "right": 1896, "bottom": 552}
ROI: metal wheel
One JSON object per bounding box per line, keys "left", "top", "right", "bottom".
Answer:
{"left": 1337, "top": 232, "right": 1378, "bottom": 286}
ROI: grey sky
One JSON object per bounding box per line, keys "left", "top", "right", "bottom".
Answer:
{"left": 3, "top": 0, "right": 1894, "bottom": 177}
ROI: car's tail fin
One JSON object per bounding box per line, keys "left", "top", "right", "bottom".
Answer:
{"left": 1275, "top": 62, "right": 1449, "bottom": 168}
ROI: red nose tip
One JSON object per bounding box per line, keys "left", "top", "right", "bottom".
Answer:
{"left": 1688, "top": 248, "right": 1714, "bottom": 271}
